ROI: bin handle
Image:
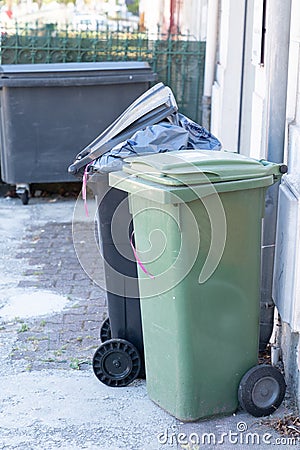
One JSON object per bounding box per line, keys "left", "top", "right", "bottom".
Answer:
{"left": 130, "top": 231, "right": 155, "bottom": 279}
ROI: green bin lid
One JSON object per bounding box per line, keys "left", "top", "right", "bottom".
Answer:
{"left": 123, "top": 150, "right": 282, "bottom": 185}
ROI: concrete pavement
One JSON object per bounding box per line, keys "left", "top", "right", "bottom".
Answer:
{"left": 0, "top": 192, "right": 297, "bottom": 449}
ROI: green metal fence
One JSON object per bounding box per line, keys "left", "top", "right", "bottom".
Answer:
{"left": 0, "top": 24, "right": 206, "bottom": 122}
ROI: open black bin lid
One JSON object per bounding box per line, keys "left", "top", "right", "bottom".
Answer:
{"left": 68, "top": 82, "right": 178, "bottom": 175}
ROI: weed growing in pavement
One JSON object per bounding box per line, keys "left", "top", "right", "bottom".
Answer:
{"left": 69, "top": 357, "right": 91, "bottom": 370}
{"left": 18, "top": 323, "right": 29, "bottom": 333}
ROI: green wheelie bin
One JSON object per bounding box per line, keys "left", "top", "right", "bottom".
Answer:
{"left": 109, "top": 149, "right": 286, "bottom": 421}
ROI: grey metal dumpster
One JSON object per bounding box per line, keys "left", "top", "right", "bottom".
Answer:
{"left": 0, "top": 62, "right": 156, "bottom": 203}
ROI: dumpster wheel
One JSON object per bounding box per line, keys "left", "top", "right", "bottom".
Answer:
{"left": 99, "top": 317, "right": 112, "bottom": 343}
{"left": 16, "top": 185, "right": 30, "bottom": 205}
{"left": 238, "top": 364, "right": 286, "bottom": 417}
{"left": 92, "top": 338, "right": 141, "bottom": 387}
{"left": 20, "top": 190, "right": 29, "bottom": 205}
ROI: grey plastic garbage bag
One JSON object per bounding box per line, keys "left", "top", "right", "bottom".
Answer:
{"left": 178, "top": 114, "right": 221, "bottom": 150}
{"left": 91, "top": 114, "right": 221, "bottom": 173}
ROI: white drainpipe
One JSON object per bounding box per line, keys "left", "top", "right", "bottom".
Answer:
{"left": 202, "top": 0, "right": 219, "bottom": 129}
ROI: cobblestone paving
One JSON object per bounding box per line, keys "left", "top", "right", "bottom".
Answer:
{"left": 8, "top": 220, "right": 107, "bottom": 372}
{"left": 0, "top": 197, "right": 295, "bottom": 450}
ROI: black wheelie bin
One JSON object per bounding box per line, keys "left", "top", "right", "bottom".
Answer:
{"left": 69, "top": 82, "right": 221, "bottom": 387}
{"left": 69, "top": 83, "right": 179, "bottom": 387}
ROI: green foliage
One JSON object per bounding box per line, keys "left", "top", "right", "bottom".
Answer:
{"left": 56, "top": 0, "right": 76, "bottom": 4}
{"left": 126, "top": 0, "right": 139, "bottom": 16}
{"left": 70, "top": 357, "right": 91, "bottom": 369}
{"left": 18, "top": 323, "right": 29, "bottom": 333}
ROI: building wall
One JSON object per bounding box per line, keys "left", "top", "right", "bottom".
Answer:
{"left": 139, "top": 0, "right": 207, "bottom": 39}
{"left": 274, "top": 0, "right": 300, "bottom": 406}
{"left": 211, "top": 0, "right": 290, "bottom": 159}
{"left": 211, "top": 0, "right": 245, "bottom": 152}
{"left": 139, "top": 0, "right": 167, "bottom": 34}
{"left": 178, "top": 0, "right": 208, "bottom": 40}
{"left": 238, "top": 0, "right": 255, "bottom": 158}
{"left": 210, "top": 0, "right": 300, "bottom": 407}
{"left": 286, "top": 0, "right": 300, "bottom": 175}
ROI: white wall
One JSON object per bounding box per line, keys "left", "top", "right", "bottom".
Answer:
{"left": 211, "top": 0, "right": 245, "bottom": 152}
{"left": 140, "top": 0, "right": 207, "bottom": 39}
{"left": 178, "top": 0, "right": 208, "bottom": 40}
{"left": 211, "top": 0, "right": 290, "bottom": 160}
{"left": 247, "top": 0, "right": 269, "bottom": 160}
{"left": 286, "top": 0, "right": 300, "bottom": 175}
{"left": 273, "top": 0, "right": 300, "bottom": 405}
{"left": 210, "top": 0, "right": 300, "bottom": 406}
{"left": 139, "top": 0, "right": 166, "bottom": 34}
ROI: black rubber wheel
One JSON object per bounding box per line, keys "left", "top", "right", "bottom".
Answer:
{"left": 20, "top": 190, "right": 29, "bottom": 205}
{"left": 93, "top": 338, "right": 141, "bottom": 387}
{"left": 238, "top": 364, "right": 286, "bottom": 417}
{"left": 99, "top": 317, "right": 112, "bottom": 343}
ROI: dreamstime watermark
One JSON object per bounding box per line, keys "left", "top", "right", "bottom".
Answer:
{"left": 157, "top": 422, "right": 300, "bottom": 447}
{"left": 72, "top": 153, "right": 227, "bottom": 297}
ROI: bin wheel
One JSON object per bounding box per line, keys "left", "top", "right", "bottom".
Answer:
{"left": 100, "top": 317, "right": 111, "bottom": 343}
{"left": 20, "top": 190, "right": 29, "bottom": 205}
{"left": 93, "top": 338, "right": 141, "bottom": 387}
{"left": 238, "top": 364, "right": 286, "bottom": 417}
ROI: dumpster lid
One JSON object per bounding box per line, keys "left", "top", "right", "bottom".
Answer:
{"left": 123, "top": 150, "right": 284, "bottom": 185}
{"left": 0, "top": 62, "right": 153, "bottom": 77}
